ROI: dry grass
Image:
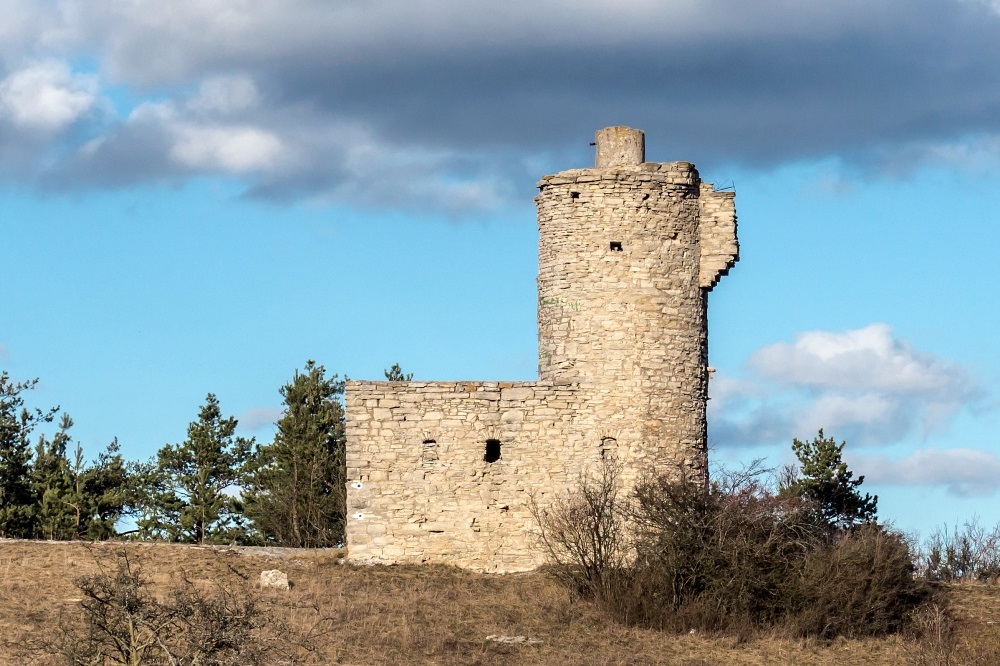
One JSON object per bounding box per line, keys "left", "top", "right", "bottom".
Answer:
{"left": 0, "top": 540, "right": 997, "bottom": 665}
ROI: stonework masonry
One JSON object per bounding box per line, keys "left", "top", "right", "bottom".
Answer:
{"left": 345, "top": 127, "right": 739, "bottom": 572}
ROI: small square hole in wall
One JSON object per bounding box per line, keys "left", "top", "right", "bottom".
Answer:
{"left": 570, "top": 191, "right": 580, "bottom": 199}
{"left": 484, "top": 439, "right": 501, "bottom": 463}
{"left": 610, "top": 241, "right": 623, "bottom": 252}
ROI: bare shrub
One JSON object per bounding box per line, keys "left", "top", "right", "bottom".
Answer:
{"left": 792, "top": 524, "right": 931, "bottom": 638}
{"left": 620, "top": 463, "right": 823, "bottom": 632}
{"left": 43, "top": 550, "right": 273, "bottom": 665}
{"left": 530, "top": 459, "right": 630, "bottom": 601}
{"left": 919, "top": 518, "right": 1000, "bottom": 583}
{"left": 536, "top": 460, "right": 934, "bottom": 639}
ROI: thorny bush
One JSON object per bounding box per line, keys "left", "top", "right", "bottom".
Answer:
{"left": 38, "top": 550, "right": 273, "bottom": 666}
{"left": 535, "top": 459, "right": 934, "bottom": 639}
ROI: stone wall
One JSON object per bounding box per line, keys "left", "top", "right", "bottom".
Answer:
{"left": 698, "top": 183, "right": 739, "bottom": 290}
{"left": 345, "top": 380, "right": 603, "bottom": 572}
{"left": 344, "top": 127, "right": 739, "bottom": 572}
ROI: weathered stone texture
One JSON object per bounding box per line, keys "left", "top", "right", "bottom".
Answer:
{"left": 345, "top": 127, "right": 739, "bottom": 572}
{"left": 698, "top": 183, "right": 739, "bottom": 289}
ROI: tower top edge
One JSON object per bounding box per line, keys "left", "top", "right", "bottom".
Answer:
{"left": 535, "top": 161, "right": 699, "bottom": 189}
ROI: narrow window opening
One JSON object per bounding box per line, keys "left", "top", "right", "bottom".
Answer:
{"left": 484, "top": 439, "right": 501, "bottom": 463}
{"left": 422, "top": 439, "right": 438, "bottom": 463}
{"left": 610, "top": 241, "right": 623, "bottom": 252}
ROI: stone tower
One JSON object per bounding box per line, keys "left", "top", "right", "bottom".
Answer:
{"left": 536, "top": 126, "right": 738, "bottom": 484}
{"left": 343, "top": 127, "right": 738, "bottom": 571}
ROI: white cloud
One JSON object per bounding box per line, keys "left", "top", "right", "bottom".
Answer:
{"left": 170, "top": 124, "right": 285, "bottom": 173}
{"left": 0, "top": 60, "right": 96, "bottom": 130}
{"left": 749, "top": 323, "right": 974, "bottom": 396}
{"left": 853, "top": 448, "right": 1000, "bottom": 497}
{"left": 710, "top": 324, "right": 985, "bottom": 447}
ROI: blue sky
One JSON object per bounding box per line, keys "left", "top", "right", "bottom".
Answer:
{"left": 2, "top": 0, "right": 999, "bottom": 537}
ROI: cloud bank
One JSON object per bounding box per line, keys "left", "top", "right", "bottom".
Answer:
{"left": 852, "top": 448, "right": 1000, "bottom": 497}
{"left": 2, "top": 0, "right": 1000, "bottom": 209}
{"left": 710, "top": 324, "right": 983, "bottom": 447}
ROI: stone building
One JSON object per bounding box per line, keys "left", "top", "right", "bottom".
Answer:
{"left": 344, "top": 127, "right": 739, "bottom": 572}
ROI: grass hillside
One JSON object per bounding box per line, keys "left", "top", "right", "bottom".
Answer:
{"left": 0, "top": 540, "right": 997, "bottom": 665}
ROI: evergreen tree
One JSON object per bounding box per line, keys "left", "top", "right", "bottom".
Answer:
{"left": 81, "top": 438, "right": 130, "bottom": 539}
{"left": 0, "top": 372, "right": 58, "bottom": 538}
{"left": 30, "top": 413, "right": 76, "bottom": 539}
{"left": 138, "top": 394, "right": 251, "bottom": 544}
{"left": 243, "top": 361, "right": 346, "bottom": 547}
{"left": 782, "top": 429, "right": 878, "bottom": 529}
{"left": 384, "top": 363, "right": 413, "bottom": 381}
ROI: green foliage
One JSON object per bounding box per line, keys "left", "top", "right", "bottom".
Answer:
{"left": 243, "top": 361, "right": 346, "bottom": 547}
{"left": 137, "top": 394, "right": 252, "bottom": 544}
{"left": 30, "top": 413, "right": 76, "bottom": 539}
{"left": 0, "top": 372, "right": 58, "bottom": 537}
{"left": 384, "top": 363, "right": 413, "bottom": 381}
{"left": 0, "top": 373, "right": 131, "bottom": 541}
{"left": 782, "top": 429, "right": 878, "bottom": 529}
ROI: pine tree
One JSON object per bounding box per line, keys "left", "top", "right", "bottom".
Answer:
{"left": 81, "top": 438, "right": 130, "bottom": 539}
{"left": 243, "top": 361, "right": 346, "bottom": 547}
{"left": 782, "top": 429, "right": 878, "bottom": 529}
{"left": 30, "top": 413, "right": 76, "bottom": 540}
{"left": 384, "top": 363, "right": 413, "bottom": 381}
{"left": 0, "top": 372, "right": 58, "bottom": 538}
{"left": 139, "top": 394, "right": 252, "bottom": 544}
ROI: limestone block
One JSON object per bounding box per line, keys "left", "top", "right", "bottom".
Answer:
{"left": 258, "top": 570, "right": 289, "bottom": 590}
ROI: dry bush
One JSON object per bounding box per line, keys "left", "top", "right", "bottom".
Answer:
{"left": 792, "top": 525, "right": 932, "bottom": 638}
{"left": 530, "top": 460, "right": 631, "bottom": 602}
{"left": 536, "top": 462, "right": 934, "bottom": 640}
{"left": 28, "top": 549, "right": 274, "bottom": 665}
{"left": 919, "top": 518, "right": 1000, "bottom": 583}
{"left": 904, "top": 597, "right": 1000, "bottom": 666}
{"left": 620, "top": 465, "right": 823, "bottom": 634}
{"left": 6, "top": 540, "right": 998, "bottom": 665}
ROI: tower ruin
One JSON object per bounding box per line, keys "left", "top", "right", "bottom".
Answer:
{"left": 344, "top": 127, "right": 738, "bottom": 572}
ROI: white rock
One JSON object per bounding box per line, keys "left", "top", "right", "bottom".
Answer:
{"left": 258, "top": 569, "right": 289, "bottom": 590}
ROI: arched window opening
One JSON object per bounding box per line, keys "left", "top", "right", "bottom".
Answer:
{"left": 600, "top": 436, "right": 618, "bottom": 460}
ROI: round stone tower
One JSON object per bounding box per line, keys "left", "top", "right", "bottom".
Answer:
{"left": 535, "top": 126, "right": 738, "bottom": 481}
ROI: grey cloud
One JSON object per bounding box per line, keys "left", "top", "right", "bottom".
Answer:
{"left": 6, "top": 0, "right": 1000, "bottom": 206}
{"left": 709, "top": 406, "right": 793, "bottom": 449}
{"left": 852, "top": 448, "right": 1000, "bottom": 497}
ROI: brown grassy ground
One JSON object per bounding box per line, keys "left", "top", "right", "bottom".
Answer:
{"left": 0, "top": 540, "right": 997, "bottom": 665}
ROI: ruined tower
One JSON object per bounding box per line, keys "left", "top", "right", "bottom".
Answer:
{"left": 344, "top": 127, "right": 738, "bottom": 572}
